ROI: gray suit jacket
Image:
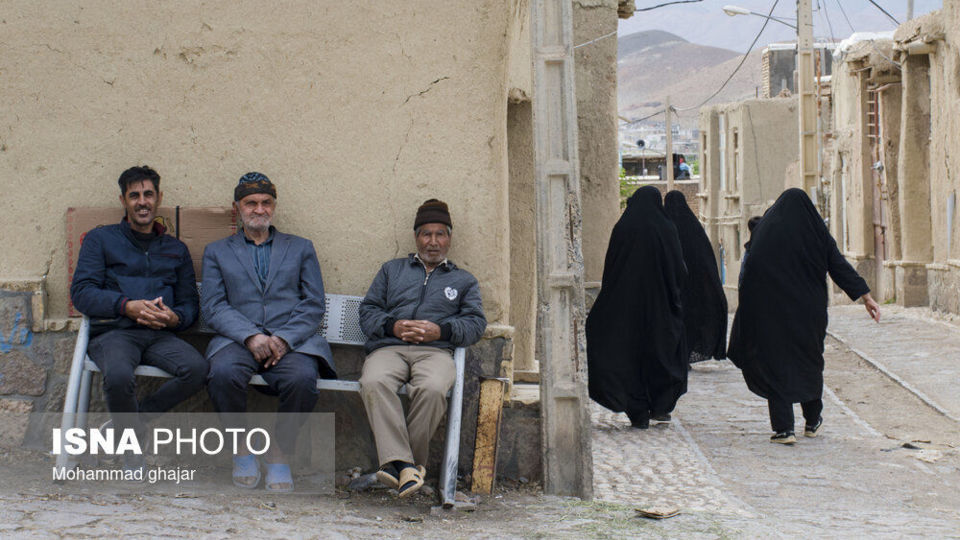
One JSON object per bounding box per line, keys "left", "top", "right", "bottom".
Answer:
{"left": 200, "top": 229, "right": 334, "bottom": 373}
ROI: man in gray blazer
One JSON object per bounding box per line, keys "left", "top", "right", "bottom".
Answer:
{"left": 201, "top": 172, "right": 334, "bottom": 493}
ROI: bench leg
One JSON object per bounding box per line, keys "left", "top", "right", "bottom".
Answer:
{"left": 77, "top": 367, "right": 93, "bottom": 431}
{"left": 440, "top": 348, "right": 466, "bottom": 508}
{"left": 55, "top": 320, "right": 91, "bottom": 480}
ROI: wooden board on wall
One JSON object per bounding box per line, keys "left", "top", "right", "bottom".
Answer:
{"left": 471, "top": 377, "right": 508, "bottom": 495}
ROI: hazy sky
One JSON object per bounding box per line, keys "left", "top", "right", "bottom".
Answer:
{"left": 619, "top": 0, "right": 943, "bottom": 52}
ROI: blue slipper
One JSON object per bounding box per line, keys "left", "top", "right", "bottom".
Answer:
{"left": 232, "top": 455, "right": 260, "bottom": 489}
{"left": 265, "top": 463, "right": 294, "bottom": 493}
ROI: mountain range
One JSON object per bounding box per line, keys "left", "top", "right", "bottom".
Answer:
{"left": 618, "top": 30, "right": 764, "bottom": 129}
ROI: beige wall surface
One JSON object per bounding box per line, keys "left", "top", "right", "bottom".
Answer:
{"left": 0, "top": 1, "right": 517, "bottom": 324}
{"left": 574, "top": 0, "right": 620, "bottom": 284}
{"left": 926, "top": 14, "right": 960, "bottom": 264}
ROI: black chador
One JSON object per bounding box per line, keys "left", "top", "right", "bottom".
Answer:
{"left": 586, "top": 186, "right": 688, "bottom": 428}
{"left": 664, "top": 190, "right": 728, "bottom": 364}
{"left": 727, "top": 189, "right": 871, "bottom": 435}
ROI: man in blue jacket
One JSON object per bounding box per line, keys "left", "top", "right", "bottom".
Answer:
{"left": 70, "top": 166, "right": 207, "bottom": 472}
{"left": 202, "top": 172, "right": 334, "bottom": 493}
{"left": 359, "top": 199, "right": 486, "bottom": 498}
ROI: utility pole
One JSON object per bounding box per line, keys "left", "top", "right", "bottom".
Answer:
{"left": 665, "top": 96, "right": 674, "bottom": 191}
{"left": 907, "top": 0, "right": 914, "bottom": 20}
{"left": 530, "top": 0, "right": 593, "bottom": 499}
{"left": 797, "top": 0, "right": 817, "bottom": 196}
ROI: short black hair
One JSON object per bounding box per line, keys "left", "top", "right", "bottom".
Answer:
{"left": 118, "top": 166, "right": 160, "bottom": 195}
{"left": 747, "top": 216, "right": 762, "bottom": 233}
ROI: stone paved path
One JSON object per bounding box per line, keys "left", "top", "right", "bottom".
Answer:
{"left": 592, "top": 357, "right": 960, "bottom": 537}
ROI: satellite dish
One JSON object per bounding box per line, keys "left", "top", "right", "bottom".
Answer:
{"left": 636, "top": 139, "right": 645, "bottom": 149}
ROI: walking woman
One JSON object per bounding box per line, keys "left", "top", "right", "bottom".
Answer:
{"left": 727, "top": 189, "right": 880, "bottom": 444}
{"left": 664, "top": 190, "right": 728, "bottom": 364}
{"left": 586, "top": 186, "right": 688, "bottom": 428}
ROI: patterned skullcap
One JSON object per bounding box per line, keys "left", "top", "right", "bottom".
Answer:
{"left": 234, "top": 172, "right": 277, "bottom": 201}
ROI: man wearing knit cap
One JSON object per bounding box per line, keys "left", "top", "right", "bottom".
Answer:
{"left": 201, "top": 172, "right": 335, "bottom": 492}
{"left": 359, "top": 199, "right": 487, "bottom": 497}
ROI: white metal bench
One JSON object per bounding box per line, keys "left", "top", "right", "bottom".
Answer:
{"left": 57, "top": 293, "right": 465, "bottom": 507}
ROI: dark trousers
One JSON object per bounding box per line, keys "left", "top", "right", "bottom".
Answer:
{"left": 87, "top": 328, "right": 208, "bottom": 434}
{"left": 207, "top": 342, "right": 326, "bottom": 455}
{"left": 768, "top": 398, "right": 823, "bottom": 433}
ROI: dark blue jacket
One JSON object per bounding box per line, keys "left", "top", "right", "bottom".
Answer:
{"left": 70, "top": 219, "right": 199, "bottom": 333}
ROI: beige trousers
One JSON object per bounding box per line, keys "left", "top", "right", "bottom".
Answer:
{"left": 359, "top": 345, "right": 455, "bottom": 467}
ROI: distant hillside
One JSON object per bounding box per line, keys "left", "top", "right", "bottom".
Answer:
{"left": 618, "top": 30, "right": 763, "bottom": 129}
{"left": 617, "top": 30, "right": 689, "bottom": 57}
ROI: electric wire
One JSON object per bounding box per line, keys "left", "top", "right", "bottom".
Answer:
{"left": 836, "top": 0, "right": 856, "bottom": 33}
{"left": 673, "top": 0, "right": 781, "bottom": 111}
{"left": 865, "top": 0, "right": 900, "bottom": 26}
{"left": 818, "top": 0, "right": 838, "bottom": 45}
{"left": 636, "top": 0, "right": 704, "bottom": 12}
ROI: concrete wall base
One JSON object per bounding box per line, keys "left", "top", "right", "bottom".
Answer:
{"left": 895, "top": 262, "right": 930, "bottom": 307}
{"left": 927, "top": 266, "right": 960, "bottom": 315}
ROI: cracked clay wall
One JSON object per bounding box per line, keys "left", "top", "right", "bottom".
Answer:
{"left": 0, "top": 1, "right": 514, "bottom": 327}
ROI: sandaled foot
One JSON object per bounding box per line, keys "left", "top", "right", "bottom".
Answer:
{"left": 376, "top": 463, "right": 400, "bottom": 489}
{"left": 398, "top": 465, "right": 425, "bottom": 498}
{"left": 232, "top": 455, "right": 260, "bottom": 489}
{"left": 265, "top": 463, "right": 294, "bottom": 493}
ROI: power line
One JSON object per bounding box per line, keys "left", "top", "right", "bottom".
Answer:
{"left": 636, "top": 0, "right": 703, "bottom": 12}
{"left": 620, "top": 108, "right": 668, "bottom": 126}
{"left": 674, "top": 0, "right": 781, "bottom": 111}
{"left": 818, "top": 0, "right": 838, "bottom": 45}
{"left": 866, "top": 0, "right": 900, "bottom": 26}
{"left": 836, "top": 0, "right": 856, "bottom": 32}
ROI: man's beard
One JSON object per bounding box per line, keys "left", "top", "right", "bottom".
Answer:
{"left": 242, "top": 216, "right": 271, "bottom": 232}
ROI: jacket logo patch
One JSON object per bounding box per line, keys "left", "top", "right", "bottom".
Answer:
{"left": 444, "top": 287, "right": 458, "bottom": 301}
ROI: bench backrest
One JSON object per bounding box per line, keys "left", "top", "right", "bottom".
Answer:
{"left": 320, "top": 294, "right": 367, "bottom": 346}
{"left": 196, "top": 281, "right": 366, "bottom": 347}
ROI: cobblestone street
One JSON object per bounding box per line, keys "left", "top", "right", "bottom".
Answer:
{"left": 592, "top": 305, "right": 960, "bottom": 537}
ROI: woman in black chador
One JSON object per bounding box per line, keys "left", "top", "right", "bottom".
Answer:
{"left": 727, "top": 188, "right": 880, "bottom": 444}
{"left": 663, "top": 190, "right": 728, "bottom": 364}
{"left": 586, "top": 186, "right": 688, "bottom": 429}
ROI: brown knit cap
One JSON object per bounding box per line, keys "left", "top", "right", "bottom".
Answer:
{"left": 414, "top": 199, "right": 452, "bottom": 230}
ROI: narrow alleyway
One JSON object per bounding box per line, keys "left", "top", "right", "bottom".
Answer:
{"left": 592, "top": 305, "right": 960, "bottom": 537}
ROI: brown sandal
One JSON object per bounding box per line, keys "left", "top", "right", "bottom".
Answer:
{"left": 397, "top": 465, "right": 425, "bottom": 498}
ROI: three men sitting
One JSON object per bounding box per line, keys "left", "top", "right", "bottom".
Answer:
{"left": 359, "top": 199, "right": 487, "bottom": 497}
{"left": 73, "top": 169, "right": 485, "bottom": 496}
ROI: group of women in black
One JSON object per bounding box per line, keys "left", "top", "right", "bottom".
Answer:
{"left": 586, "top": 187, "right": 880, "bottom": 443}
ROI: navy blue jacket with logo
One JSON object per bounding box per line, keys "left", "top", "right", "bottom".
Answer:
{"left": 70, "top": 219, "right": 199, "bottom": 334}
{"left": 358, "top": 254, "right": 486, "bottom": 353}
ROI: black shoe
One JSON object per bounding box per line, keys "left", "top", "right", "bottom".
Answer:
{"left": 770, "top": 431, "right": 796, "bottom": 445}
{"left": 630, "top": 418, "right": 650, "bottom": 429}
{"left": 651, "top": 413, "right": 672, "bottom": 423}
{"left": 804, "top": 416, "right": 823, "bottom": 438}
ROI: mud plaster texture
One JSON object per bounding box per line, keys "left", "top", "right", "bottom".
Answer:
{"left": 0, "top": 1, "right": 530, "bottom": 328}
